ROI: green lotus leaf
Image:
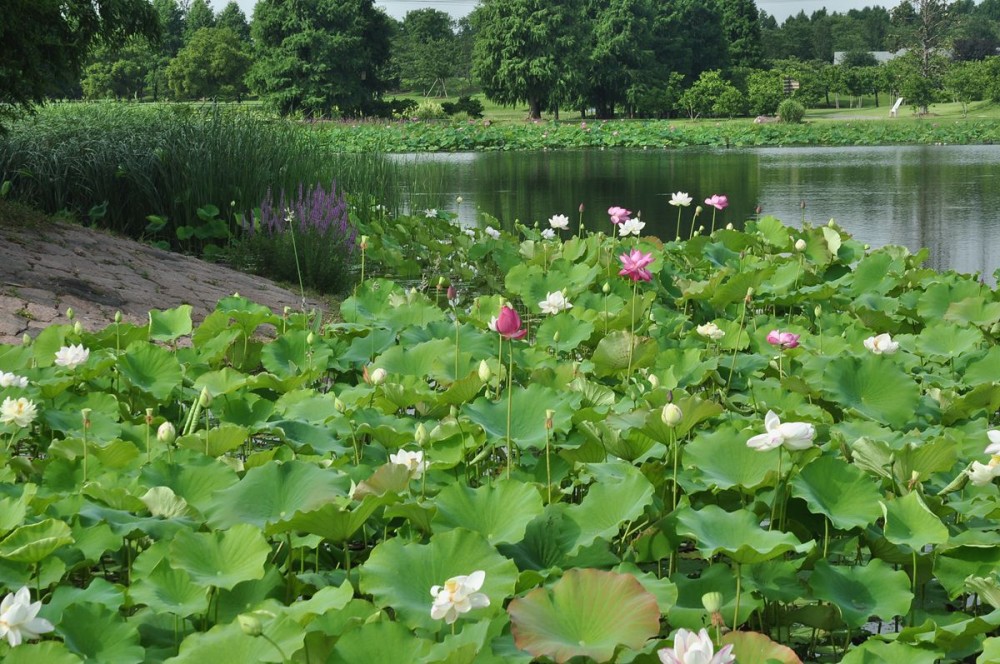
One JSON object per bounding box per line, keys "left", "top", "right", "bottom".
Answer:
{"left": 360, "top": 528, "right": 518, "bottom": 631}
{"left": 720, "top": 631, "right": 803, "bottom": 664}
{"left": 808, "top": 354, "right": 920, "bottom": 428}
{"left": 139, "top": 452, "right": 239, "bottom": 515}
{"left": 915, "top": 323, "right": 983, "bottom": 359}
{"left": 591, "top": 331, "right": 658, "bottom": 376}
{"left": 164, "top": 612, "right": 304, "bottom": 664}
{"left": 140, "top": 486, "right": 191, "bottom": 519}
{"left": 684, "top": 425, "right": 779, "bottom": 491}
{"left": 0, "top": 483, "right": 37, "bottom": 536}
{"left": 265, "top": 419, "right": 347, "bottom": 455}
{"left": 881, "top": 491, "right": 949, "bottom": 551}
{"left": 58, "top": 603, "right": 145, "bottom": 664}
{"left": 848, "top": 252, "right": 898, "bottom": 297}
{"left": 432, "top": 479, "right": 544, "bottom": 545}
{"left": 353, "top": 463, "right": 413, "bottom": 498}
{"left": 205, "top": 459, "right": 350, "bottom": 529}
{"left": 565, "top": 463, "right": 654, "bottom": 554}
{"left": 42, "top": 578, "right": 124, "bottom": 624}
{"left": 944, "top": 296, "right": 1000, "bottom": 327}
{"left": 676, "top": 505, "right": 811, "bottom": 564}
{"left": 841, "top": 639, "right": 942, "bottom": 664}
{"left": 615, "top": 562, "right": 678, "bottom": 614}
{"left": 116, "top": 342, "right": 183, "bottom": 400}
{"left": 789, "top": 455, "right": 882, "bottom": 530}
{"left": 174, "top": 424, "right": 248, "bottom": 458}
{"left": 192, "top": 368, "right": 250, "bottom": 396}
{"left": 260, "top": 330, "right": 331, "bottom": 380}
{"left": 964, "top": 347, "right": 1000, "bottom": 386}
{"left": 917, "top": 280, "right": 983, "bottom": 321}
{"left": 340, "top": 327, "right": 397, "bottom": 363}
{"left": 981, "top": 637, "right": 1000, "bottom": 664}
{"left": 507, "top": 568, "right": 660, "bottom": 664}
{"left": 131, "top": 557, "right": 207, "bottom": 618}
{"left": 934, "top": 547, "right": 1000, "bottom": 598}
{"left": 284, "top": 583, "right": 355, "bottom": 622}
{"left": 808, "top": 559, "right": 912, "bottom": 628}
{"left": 148, "top": 305, "right": 193, "bottom": 342}
{"left": 77, "top": 502, "right": 196, "bottom": 539}
{"left": 168, "top": 523, "right": 270, "bottom": 590}
{"left": 375, "top": 338, "right": 451, "bottom": 379}
{"left": 341, "top": 279, "right": 445, "bottom": 329}
{"left": 421, "top": 618, "right": 494, "bottom": 664}
{"left": 535, "top": 314, "right": 595, "bottom": 353}
{"left": 0, "top": 518, "right": 74, "bottom": 563}
{"left": 2, "top": 642, "right": 83, "bottom": 664}
{"left": 965, "top": 575, "right": 1000, "bottom": 610}
{"left": 463, "top": 383, "right": 579, "bottom": 450}
{"left": 327, "top": 620, "right": 433, "bottom": 664}
{"left": 271, "top": 494, "right": 390, "bottom": 542}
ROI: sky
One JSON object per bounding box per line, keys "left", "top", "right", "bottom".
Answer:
{"left": 223, "top": 0, "right": 902, "bottom": 23}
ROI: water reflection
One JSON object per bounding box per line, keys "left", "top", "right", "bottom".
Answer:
{"left": 392, "top": 145, "right": 1000, "bottom": 279}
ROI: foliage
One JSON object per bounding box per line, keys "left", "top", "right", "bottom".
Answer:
{"left": 394, "top": 9, "right": 460, "bottom": 97}
{"left": 777, "top": 99, "right": 806, "bottom": 123}
{"left": 678, "top": 71, "right": 741, "bottom": 119}
{"left": 412, "top": 101, "right": 448, "bottom": 121}
{"left": 441, "top": 96, "right": 485, "bottom": 118}
{"left": 166, "top": 27, "right": 251, "bottom": 101}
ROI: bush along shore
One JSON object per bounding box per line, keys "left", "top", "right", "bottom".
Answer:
{"left": 1, "top": 202, "right": 1000, "bottom": 662}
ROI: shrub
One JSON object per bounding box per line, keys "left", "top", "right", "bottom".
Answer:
{"left": 230, "top": 181, "right": 357, "bottom": 294}
{"left": 777, "top": 99, "right": 806, "bottom": 124}
{"left": 413, "top": 101, "right": 447, "bottom": 120}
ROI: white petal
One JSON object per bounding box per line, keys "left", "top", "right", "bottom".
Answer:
{"left": 987, "top": 430, "right": 1000, "bottom": 455}
{"left": 777, "top": 421, "right": 815, "bottom": 444}
{"left": 467, "top": 592, "right": 490, "bottom": 609}
{"left": 763, "top": 410, "right": 781, "bottom": 433}
{"left": 747, "top": 433, "right": 781, "bottom": 451}
{"left": 464, "top": 570, "right": 486, "bottom": 592}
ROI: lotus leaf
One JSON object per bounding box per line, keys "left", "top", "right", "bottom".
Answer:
{"left": 808, "top": 559, "right": 912, "bottom": 628}
{"left": 148, "top": 305, "right": 193, "bottom": 342}
{"left": 432, "top": 479, "right": 544, "bottom": 545}
{"left": 169, "top": 523, "right": 270, "bottom": 590}
{"left": 58, "top": 603, "right": 145, "bottom": 664}
{"left": 676, "top": 505, "right": 812, "bottom": 564}
{"left": 790, "top": 455, "right": 881, "bottom": 530}
{"left": 881, "top": 491, "right": 949, "bottom": 551}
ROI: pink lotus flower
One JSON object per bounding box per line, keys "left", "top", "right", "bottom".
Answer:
{"left": 495, "top": 306, "right": 527, "bottom": 340}
{"left": 618, "top": 249, "right": 654, "bottom": 282}
{"left": 608, "top": 206, "right": 632, "bottom": 225}
{"left": 704, "top": 195, "right": 729, "bottom": 211}
{"left": 766, "top": 329, "right": 800, "bottom": 349}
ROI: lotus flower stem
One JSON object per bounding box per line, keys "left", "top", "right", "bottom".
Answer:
{"left": 505, "top": 339, "right": 514, "bottom": 479}
{"left": 262, "top": 634, "right": 290, "bottom": 663}
{"left": 710, "top": 209, "right": 717, "bottom": 235}
{"left": 725, "top": 295, "right": 750, "bottom": 395}
{"left": 733, "top": 562, "right": 742, "bottom": 629}
{"left": 676, "top": 208, "right": 682, "bottom": 241}
{"left": 626, "top": 280, "right": 638, "bottom": 375}
{"left": 670, "top": 428, "right": 679, "bottom": 512}
{"left": 769, "top": 447, "right": 783, "bottom": 531}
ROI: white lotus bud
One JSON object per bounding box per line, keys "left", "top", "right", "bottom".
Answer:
{"left": 415, "top": 423, "right": 429, "bottom": 446}
{"left": 478, "top": 360, "right": 491, "bottom": 382}
{"left": 157, "top": 421, "right": 176, "bottom": 445}
{"left": 370, "top": 367, "right": 387, "bottom": 385}
{"left": 795, "top": 239, "right": 807, "bottom": 252}
{"left": 661, "top": 403, "right": 683, "bottom": 427}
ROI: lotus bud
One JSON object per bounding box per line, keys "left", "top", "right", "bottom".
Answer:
{"left": 533, "top": 221, "right": 540, "bottom": 229}
{"left": 456, "top": 196, "right": 463, "bottom": 204}
{"left": 409, "top": 287, "right": 418, "bottom": 299}
{"left": 66, "top": 307, "right": 74, "bottom": 320}
{"left": 648, "top": 374, "right": 659, "bottom": 389}
{"left": 449, "top": 405, "right": 458, "bottom": 419}
{"left": 478, "top": 360, "right": 491, "bottom": 382}
{"left": 306, "top": 332, "right": 315, "bottom": 345}
{"left": 233, "top": 292, "right": 239, "bottom": 298}
{"left": 157, "top": 421, "right": 177, "bottom": 445}
{"left": 360, "top": 235, "right": 369, "bottom": 249}
{"left": 694, "top": 206, "right": 702, "bottom": 216}
{"left": 415, "top": 422, "right": 429, "bottom": 446}
{"left": 579, "top": 203, "right": 585, "bottom": 213}
{"left": 447, "top": 285, "right": 457, "bottom": 301}
{"left": 755, "top": 204, "right": 763, "bottom": 215}
{"left": 725, "top": 223, "right": 733, "bottom": 230}
{"left": 238, "top": 613, "right": 263, "bottom": 637}
{"left": 702, "top": 591, "right": 724, "bottom": 613}
{"left": 284, "top": 306, "right": 291, "bottom": 316}
{"left": 334, "top": 398, "right": 346, "bottom": 413}
{"left": 22, "top": 333, "right": 31, "bottom": 346}
{"left": 602, "top": 282, "right": 611, "bottom": 294}
{"left": 828, "top": 219, "right": 836, "bottom": 228}
{"left": 815, "top": 305, "right": 822, "bottom": 318}
{"left": 437, "top": 276, "right": 446, "bottom": 290}
{"left": 370, "top": 367, "right": 387, "bottom": 385}
{"left": 864, "top": 244, "right": 871, "bottom": 250}
{"left": 794, "top": 239, "right": 807, "bottom": 252}
{"left": 698, "top": 225, "right": 704, "bottom": 233}
{"left": 800, "top": 200, "right": 806, "bottom": 210}
{"left": 115, "top": 311, "right": 122, "bottom": 323}
{"left": 81, "top": 408, "right": 92, "bottom": 429}
{"left": 553, "top": 331, "right": 560, "bottom": 343}
{"left": 198, "top": 386, "right": 212, "bottom": 408}
{"left": 145, "top": 408, "right": 154, "bottom": 426}
{"left": 73, "top": 321, "right": 83, "bottom": 335}
{"left": 661, "top": 403, "right": 683, "bottom": 427}
{"left": 545, "top": 409, "right": 555, "bottom": 430}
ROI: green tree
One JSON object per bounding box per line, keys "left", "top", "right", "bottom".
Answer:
{"left": 0, "top": 0, "right": 159, "bottom": 128}
{"left": 154, "top": 0, "right": 186, "bottom": 56}
{"left": 248, "top": 0, "right": 394, "bottom": 117}
{"left": 944, "top": 58, "right": 988, "bottom": 114}
{"left": 166, "top": 27, "right": 250, "bottom": 100}
{"left": 183, "top": 0, "right": 216, "bottom": 43}
{"left": 890, "top": 0, "right": 953, "bottom": 112}
{"left": 678, "top": 70, "right": 738, "bottom": 118}
{"left": 396, "top": 9, "right": 458, "bottom": 96}
{"left": 217, "top": 2, "right": 251, "bottom": 43}
{"left": 472, "top": 0, "right": 586, "bottom": 120}
{"left": 719, "top": 0, "right": 763, "bottom": 69}
{"left": 81, "top": 41, "right": 158, "bottom": 99}
{"left": 650, "top": 0, "right": 728, "bottom": 84}
{"left": 746, "top": 69, "right": 784, "bottom": 115}
{"left": 584, "top": 0, "right": 658, "bottom": 118}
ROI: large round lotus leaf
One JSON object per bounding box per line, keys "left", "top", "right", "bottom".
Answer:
{"left": 174, "top": 424, "right": 248, "bottom": 458}
{"left": 808, "top": 559, "right": 912, "bottom": 629}
{"left": 807, "top": 354, "right": 920, "bottom": 428}
{"left": 168, "top": 523, "right": 270, "bottom": 590}
{"left": 2, "top": 642, "right": 83, "bottom": 664}
{"left": 934, "top": 547, "right": 1000, "bottom": 598}
{"left": 271, "top": 494, "right": 389, "bottom": 542}
{"left": 192, "top": 368, "right": 250, "bottom": 397}
{"left": 980, "top": 637, "right": 1000, "bottom": 664}
{"left": 58, "top": 603, "right": 145, "bottom": 664}
{"left": 841, "top": 639, "right": 942, "bottom": 664}
{"left": 880, "top": 491, "right": 949, "bottom": 551}
{"left": 260, "top": 330, "right": 332, "bottom": 380}
{"left": 565, "top": 463, "right": 654, "bottom": 555}
{"left": 375, "top": 338, "right": 451, "bottom": 379}
{"left": 683, "top": 425, "right": 779, "bottom": 491}
{"left": 720, "top": 631, "right": 803, "bottom": 664}
{"left": 116, "top": 342, "right": 183, "bottom": 400}
{"left": 676, "top": 505, "right": 811, "bottom": 564}
{"left": 535, "top": 314, "right": 595, "bottom": 354}
{"left": 789, "top": 455, "right": 881, "bottom": 530}
{"left": 360, "top": 528, "right": 518, "bottom": 631}
{"left": 148, "top": 305, "right": 193, "bottom": 342}
{"left": 164, "top": 613, "right": 304, "bottom": 664}
{"left": 327, "top": 620, "right": 433, "bottom": 664}
{"left": 0, "top": 518, "right": 74, "bottom": 563}
{"left": 669, "top": 563, "right": 761, "bottom": 629}
{"left": 131, "top": 556, "right": 207, "bottom": 618}
{"left": 463, "top": 384, "right": 579, "bottom": 450}
{"left": 205, "top": 459, "right": 350, "bottom": 529}
{"left": 591, "top": 331, "right": 658, "bottom": 376}
{"left": 432, "top": 479, "right": 544, "bottom": 545}
{"left": 140, "top": 453, "right": 239, "bottom": 515}
{"left": 915, "top": 323, "right": 983, "bottom": 359}
{"left": 507, "top": 568, "right": 660, "bottom": 664}
{"left": 341, "top": 279, "right": 445, "bottom": 329}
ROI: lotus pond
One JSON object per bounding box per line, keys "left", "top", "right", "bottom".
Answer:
{"left": 2, "top": 209, "right": 1000, "bottom": 663}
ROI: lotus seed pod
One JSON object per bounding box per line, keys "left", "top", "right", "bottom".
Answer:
{"left": 238, "top": 613, "right": 263, "bottom": 637}
{"left": 415, "top": 422, "right": 430, "bottom": 446}
{"left": 198, "top": 386, "right": 212, "bottom": 407}
{"left": 545, "top": 409, "right": 555, "bottom": 429}
{"left": 81, "top": 408, "right": 92, "bottom": 428}
{"left": 795, "top": 239, "right": 807, "bottom": 252}
{"left": 661, "top": 403, "right": 683, "bottom": 427}
{"left": 702, "top": 591, "right": 724, "bottom": 613}
{"left": 145, "top": 408, "right": 154, "bottom": 425}
{"left": 66, "top": 307, "right": 74, "bottom": 320}
{"left": 360, "top": 235, "right": 369, "bottom": 249}
{"left": 478, "top": 360, "right": 491, "bottom": 382}
{"left": 157, "top": 421, "right": 177, "bottom": 444}
{"left": 370, "top": 367, "right": 387, "bottom": 385}
{"left": 115, "top": 311, "right": 122, "bottom": 323}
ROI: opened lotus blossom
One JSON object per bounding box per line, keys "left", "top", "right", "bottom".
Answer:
{"left": 967, "top": 460, "right": 1000, "bottom": 486}
{"left": 484, "top": 226, "right": 501, "bottom": 239}
{"left": 389, "top": 449, "right": 428, "bottom": 479}
{"left": 669, "top": 192, "right": 693, "bottom": 207}
{"left": 864, "top": 333, "right": 899, "bottom": 355}
{"left": 494, "top": 305, "right": 527, "bottom": 339}
{"left": 0, "top": 372, "right": 28, "bottom": 388}
{"left": 424, "top": 209, "right": 438, "bottom": 218}
{"left": 608, "top": 206, "right": 632, "bottom": 225}
{"left": 430, "top": 570, "right": 490, "bottom": 624}
{"left": 0, "top": 586, "right": 55, "bottom": 647}
{"left": 618, "top": 249, "right": 654, "bottom": 282}
{"left": 766, "top": 330, "right": 800, "bottom": 349}
{"left": 747, "top": 410, "right": 816, "bottom": 452}
{"left": 704, "top": 195, "right": 729, "bottom": 211}
{"left": 658, "top": 628, "right": 735, "bottom": 664}
{"left": 696, "top": 322, "right": 725, "bottom": 341}
{"left": 618, "top": 218, "right": 646, "bottom": 237}
{"left": 0, "top": 397, "right": 37, "bottom": 428}
{"left": 548, "top": 214, "right": 570, "bottom": 230}
{"left": 539, "top": 291, "right": 573, "bottom": 315}
{"left": 541, "top": 228, "right": 556, "bottom": 240}
{"left": 54, "top": 344, "right": 90, "bottom": 369}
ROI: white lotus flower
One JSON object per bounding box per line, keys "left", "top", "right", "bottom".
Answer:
{"left": 538, "top": 291, "right": 573, "bottom": 315}
{"left": 0, "top": 397, "right": 37, "bottom": 428}
{"left": 425, "top": 209, "right": 438, "bottom": 218}
{"left": 541, "top": 228, "right": 556, "bottom": 240}
{"left": 485, "top": 226, "right": 501, "bottom": 239}
{"left": 618, "top": 218, "right": 646, "bottom": 237}
{"left": 696, "top": 322, "right": 725, "bottom": 341}
{"left": 0, "top": 586, "right": 55, "bottom": 647}
{"left": 967, "top": 460, "right": 1000, "bottom": 486}
{"left": 658, "top": 627, "right": 734, "bottom": 664}
{"left": 54, "top": 344, "right": 89, "bottom": 369}
{"left": 430, "top": 570, "right": 490, "bottom": 624}
{"left": 669, "top": 192, "right": 693, "bottom": 207}
{"left": 863, "top": 333, "right": 899, "bottom": 355}
{"left": 746, "top": 410, "right": 815, "bottom": 452}
{"left": 463, "top": 228, "right": 476, "bottom": 239}
{"left": 548, "top": 214, "right": 570, "bottom": 230}
{"left": 986, "top": 430, "right": 1000, "bottom": 456}
{"left": 389, "top": 449, "right": 428, "bottom": 479}
{"left": 0, "top": 372, "right": 28, "bottom": 388}
{"left": 369, "top": 367, "right": 387, "bottom": 385}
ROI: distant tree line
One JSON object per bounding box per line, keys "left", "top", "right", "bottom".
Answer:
{"left": 3, "top": 0, "right": 1000, "bottom": 122}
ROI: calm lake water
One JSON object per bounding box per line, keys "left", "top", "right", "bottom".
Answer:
{"left": 395, "top": 145, "right": 1000, "bottom": 280}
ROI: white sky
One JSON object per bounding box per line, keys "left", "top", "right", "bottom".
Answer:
{"left": 224, "top": 0, "right": 901, "bottom": 23}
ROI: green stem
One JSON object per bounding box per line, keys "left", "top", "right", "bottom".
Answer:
{"left": 626, "top": 280, "right": 638, "bottom": 375}
{"left": 261, "top": 633, "right": 290, "bottom": 663}
{"left": 545, "top": 425, "right": 552, "bottom": 504}
{"left": 670, "top": 428, "right": 679, "bottom": 512}
{"left": 725, "top": 298, "right": 749, "bottom": 395}
{"left": 733, "top": 562, "right": 742, "bottom": 629}
{"left": 769, "top": 447, "right": 783, "bottom": 531}
{"left": 505, "top": 339, "right": 514, "bottom": 479}
{"left": 710, "top": 208, "right": 717, "bottom": 235}
{"left": 676, "top": 208, "right": 682, "bottom": 240}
